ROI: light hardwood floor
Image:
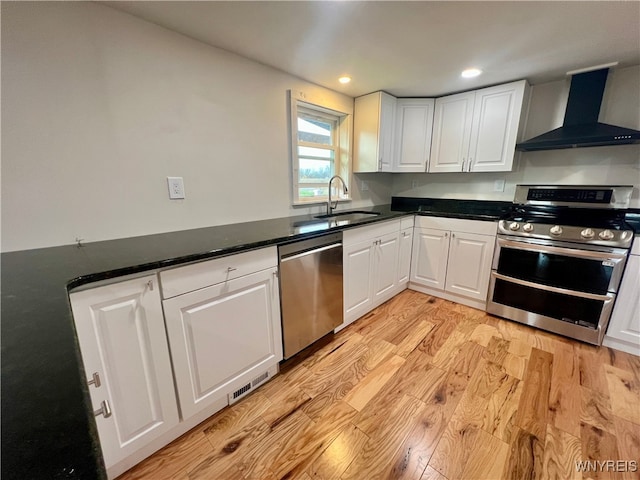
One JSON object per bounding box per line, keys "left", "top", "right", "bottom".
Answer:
{"left": 117, "top": 290, "right": 640, "bottom": 480}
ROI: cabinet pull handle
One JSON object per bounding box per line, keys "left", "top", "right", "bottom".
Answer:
{"left": 452, "top": 233, "right": 455, "bottom": 238}
{"left": 378, "top": 158, "right": 382, "bottom": 171}
{"left": 227, "top": 267, "right": 237, "bottom": 273}
{"left": 461, "top": 158, "right": 465, "bottom": 172}
{"left": 94, "top": 400, "right": 112, "bottom": 418}
{"left": 146, "top": 280, "right": 154, "bottom": 291}
{"left": 87, "top": 372, "right": 101, "bottom": 388}
{"left": 468, "top": 158, "right": 473, "bottom": 172}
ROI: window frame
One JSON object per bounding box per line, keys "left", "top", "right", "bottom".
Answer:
{"left": 289, "top": 90, "right": 352, "bottom": 206}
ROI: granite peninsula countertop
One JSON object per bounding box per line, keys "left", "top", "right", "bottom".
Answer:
{"left": 0, "top": 197, "right": 576, "bottom": 479}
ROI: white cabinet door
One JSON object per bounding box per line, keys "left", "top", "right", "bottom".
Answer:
{"left": 430, "top": 80, "right": 528, "bottom": 173}
{"left": 70, "top": 275, "right": 179, "bottom": 469}
{"left": 354, "top": 91, "right": 396, "bottom": 172}
{"left": 372, "top": 231, "right": 400, "bottom": 304}
{"left": 162, "top": 267, "right": 282, "bottom": 421}
{"left": 393, "top": 98, "right": 434, "bottom": 172}
{"left": 343, "top": 239, "right": 375, "bottom": 323}
{"left": 379, "top": 91, "right": 397, "bottom": 172}
{"left": 429, "top": 91, "right": 475, "bottom": 173}
{"left": 410, "top": 228, "right": 450, "bottom": 289}
{"left": 605, "top": 255, "right": 640, "bottom": 355}
{"left": 445, "top": 231, "right": 494, "bottom": 301}
{"left": 397, "top": 228, "right": 413, "bottom": 285}
{"left": 469, "top": 81, "right": 527, "bottom": 172}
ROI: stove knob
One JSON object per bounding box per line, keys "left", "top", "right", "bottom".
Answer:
{"left": 509, "top": 222, "right": 520, "bottom": 231}
{"left": 581, "top": 228, "right": 595, "bottom": 239}
{"left": 550, "top": 225, "right": 563, "bottom": 236}
{"left": 599, "top": 229, "right": 614, "bottom": 241}
{"left": 523, "top": 223, "right": 534, "bottom": 233}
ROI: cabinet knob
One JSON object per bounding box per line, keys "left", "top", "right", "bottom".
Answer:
{"left": 87, "top": 372, "right": 101, "bottom": 388}
{"left": 94, "top": 400, "right": 112, "bottom": 418}
{"left": 444, "top": 232, "right": 449, "bottom": 237}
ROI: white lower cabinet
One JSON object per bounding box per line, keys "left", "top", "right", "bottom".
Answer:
{"left": 69, "top": 274, "right": 180, "bottom": 478}
{"left": 70, "top": 247, "right": 282, "bottom": 479}
{"left": 397, "top": 225, "right": 414, "bottom": 285}
{"left": 341, "top": 219, "right": 408, "bottom": 330}
{"left": 162, "top": 265, "right": 282, "bottom": 421}
{"left": 410, "top": 216, "right": 496, "bottom": 309}
{"left": 604, "top": 239, "right": 640, "bottom": 356}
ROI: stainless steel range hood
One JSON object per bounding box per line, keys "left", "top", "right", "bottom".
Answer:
{"left": 516, "top": 67, "right": 640, "bottom": 151}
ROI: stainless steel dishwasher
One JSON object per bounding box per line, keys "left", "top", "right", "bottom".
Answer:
{"left": 278, "top": 232, "right": 343, "bottom": 359}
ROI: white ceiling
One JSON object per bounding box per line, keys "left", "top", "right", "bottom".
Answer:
{"left": 101, "top": 1, "right": 640, "bottom": 98}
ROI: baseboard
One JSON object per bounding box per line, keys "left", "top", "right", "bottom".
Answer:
{"left": 602, "top": 336, "right": 640, "bottom": 357}
{"left": 408, "top": 283, "right": 486, "bottom": 311}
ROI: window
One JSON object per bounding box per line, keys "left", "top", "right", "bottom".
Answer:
{"left": 289, "top": 91, "right": 351, "bottom": 205}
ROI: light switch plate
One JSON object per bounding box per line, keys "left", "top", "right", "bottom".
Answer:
{"left": 167, "top": 177, "right": 185, "bottom": 199}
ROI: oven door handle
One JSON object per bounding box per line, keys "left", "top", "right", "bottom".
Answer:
{"left": 492, "top": 272, "right": 616, "bottom": 302}
{"left": 496, "top": 237, "right": 628, "bottom": 262}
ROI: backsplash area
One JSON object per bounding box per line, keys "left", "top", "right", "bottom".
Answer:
{"left": 392, "top": 145, "right": 640, "bottom": 206}
{"left": 393, "top": 66, "right": 640, "bottom": 207}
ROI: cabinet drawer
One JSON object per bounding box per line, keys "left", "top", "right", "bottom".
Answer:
{"left": 343, "top": 219, "right": 400, "bottom": 246}
{"left": 160, "top": 246, "right": 277, "bottom": 298}
{"left": 415, "top": 216, "right": 497, "bottom": 236}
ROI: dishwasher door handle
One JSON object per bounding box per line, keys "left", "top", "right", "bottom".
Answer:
{"left": 280, "top": 243, "right": 342, "bottom": 263}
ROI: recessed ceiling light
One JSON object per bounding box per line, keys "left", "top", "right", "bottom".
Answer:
{"left": 338, "top": 76, "right": 352, "bottom": 84}
{"left": 461, "top": 68, "right": 482, "bottom": 78}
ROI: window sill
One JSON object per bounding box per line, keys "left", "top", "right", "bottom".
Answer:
{"left": 292, "top": 197, "right": 352, "bottom": 207}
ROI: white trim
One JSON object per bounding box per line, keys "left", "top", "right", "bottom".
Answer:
{"left": 408, "top": 282, "right": 487, "bottom": 311}
{"left": 288, "top": 90, "right": 352, "bottom": 205}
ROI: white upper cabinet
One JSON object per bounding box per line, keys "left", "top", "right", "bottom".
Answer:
{"left": 430, "top": 80, "right": 529, "bottom": 173}
{"left": 353, "top": 91, "right": 397, "bottom": 172}
{"left": 429, "top": 92, "right": 475, "bottom": 173}
{"left": 393, "top": 98, "right": 435, "bottom": 172}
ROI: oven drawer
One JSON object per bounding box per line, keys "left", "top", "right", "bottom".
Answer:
{"left": 487, "top": 272, "right": 615, "bottom": 345}
{"left": 493, "top": 236, "right": 628, "bottom": 295}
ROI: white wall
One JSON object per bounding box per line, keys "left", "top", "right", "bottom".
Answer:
{"left": 392, "top": 65, "right": 640, "bottom": 205}
{"left": 1, "top": 2, "right": 391, "bottom": 252}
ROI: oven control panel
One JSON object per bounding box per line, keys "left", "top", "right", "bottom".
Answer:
{"left": 513, "top": 185, "right": 633, "bottom": 209}
{"left": 498, "top": 220, "right": 634, "bottom": 248}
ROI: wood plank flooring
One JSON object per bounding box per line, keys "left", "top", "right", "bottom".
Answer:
{"left": 117, "top": 290, "right": 640, "bottom": 480}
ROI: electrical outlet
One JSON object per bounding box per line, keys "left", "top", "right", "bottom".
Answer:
{"left": 411, "top": 180, "right": 418, "bottom": 189}
{"left": 167, "top": 177, "right": 185, "bottom": 199}
{"left": 361, "top": 180, "right": 369, "bottom": 191}
{"left": 494, "top": 179, "right": 506, "bottom": 192}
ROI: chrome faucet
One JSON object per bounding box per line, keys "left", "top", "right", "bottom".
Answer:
{"left": 327, "top": 175, "right": 348, "bottom": 215}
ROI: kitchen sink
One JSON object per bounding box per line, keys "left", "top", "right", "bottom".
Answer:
{"left": 314, "top": 210, "right": 381, "bottom": 221}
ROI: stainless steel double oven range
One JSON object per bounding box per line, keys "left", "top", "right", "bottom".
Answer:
{"left": 487, "top": 185, "right": 635, "bottom": 345}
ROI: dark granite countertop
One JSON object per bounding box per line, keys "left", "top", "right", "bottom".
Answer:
{"left": 0, "top": 200, "right": 507, "bottom": 480}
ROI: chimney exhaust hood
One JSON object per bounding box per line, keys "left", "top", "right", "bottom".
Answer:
{"left": 516, "top": 65, "right": 640, "bottom": 151}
